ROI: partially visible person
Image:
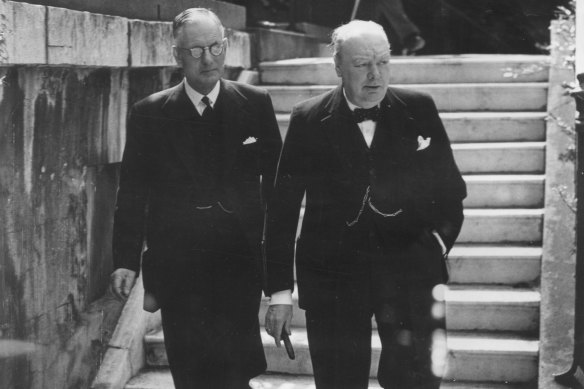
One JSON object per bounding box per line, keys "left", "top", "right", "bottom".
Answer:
{"left": 109, "top": 8, "right": 282, "bottom": 389}
{"left": 264, "top": 20, "right": 466, "bottom": 388}
{"left": 357, "top": 0, "right": 425, "bottom": 55}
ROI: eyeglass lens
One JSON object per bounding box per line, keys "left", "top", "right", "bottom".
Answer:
{"left": 189, "top": 42, "right": 224, "bottom": 58}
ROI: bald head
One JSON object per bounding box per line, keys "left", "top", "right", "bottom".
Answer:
{"left": 330, "top": 20, "right": 391, "bottom": 108}
{"left": 330, "top": 20, "right": 390, "bottom": 62}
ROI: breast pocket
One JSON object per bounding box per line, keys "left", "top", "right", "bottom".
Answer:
{"left": 236, "top": 142, "right": 261, "bottom": 177}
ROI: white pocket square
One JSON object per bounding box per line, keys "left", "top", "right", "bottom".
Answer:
{"left": 243, "top": 136, "right": 257, "bottom": 145}
{"left": 416, "top": 136, "right": 431, "bottom": 151}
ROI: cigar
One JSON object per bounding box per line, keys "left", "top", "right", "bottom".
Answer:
{"left": 281, "top": 329, "right": 295, "bottom": 360}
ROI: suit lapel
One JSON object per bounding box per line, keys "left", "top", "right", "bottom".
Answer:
{"left": 321, "top": 86, "right": 368, "bottom": 172}
{"left": 373, "top": 89, "right": 418, "bottom": 159}
{"left": 217, "top": 80, "right": 250, "bottom": 179}
{"left": 161, "top": 81, "right": 204, "bottom": 186}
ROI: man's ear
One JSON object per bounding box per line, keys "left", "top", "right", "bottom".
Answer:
{"left": 334, "top": 57, "right": 342, "bottom": 77}
{"left": 172, "top": 46, "right": 183, "bottom": 67}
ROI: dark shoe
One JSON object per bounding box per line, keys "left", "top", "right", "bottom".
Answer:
{"left": 402, "top": 34, "right": 426, "bottom": 55}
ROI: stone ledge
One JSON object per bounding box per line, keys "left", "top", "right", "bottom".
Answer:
{"left": 24, "top": 0, "right": 245, "bottom": 29}
{"left": 129, "top": 20, "right": 251, "bottom": 68}
{"left": 0, "top": 0, "right": 46, "bottom": 64}
{"left": 3, "top": 1, "right": 251, "bottom": 68}
{"left": 128, "top": 20, "right": 174, "bottom": 67}
{"left": 92, "top": 277, "right": 153, "bottom": 389}
{"left": 47, "top": 6, "right": 129, "bottom": 66}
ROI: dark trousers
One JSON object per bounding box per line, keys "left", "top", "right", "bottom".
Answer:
{"left": 157, "top": 208, "right": 266, "bottom": 389}
{"left": 306, "top": 283, "right": 445, "bottom": 389}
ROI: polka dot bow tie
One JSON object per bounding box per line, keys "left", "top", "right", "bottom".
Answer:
{"left": 353, "top": 106, "right": 380, "bottom": 123}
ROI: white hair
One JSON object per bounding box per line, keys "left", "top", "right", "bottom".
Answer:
{"left": 329, "top": 20, "right": 390, "bottom": 60}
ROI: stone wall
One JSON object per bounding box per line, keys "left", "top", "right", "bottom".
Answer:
{"left": 0, "top": 2, "right": 252, "bottom": 388}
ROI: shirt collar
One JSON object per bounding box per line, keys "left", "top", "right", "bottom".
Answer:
{"left": 184, "top": 79, "right": 221, "bottom": 109}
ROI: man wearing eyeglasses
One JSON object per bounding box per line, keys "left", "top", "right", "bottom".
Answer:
{"left": 109, "top": 8, "right": 282, "bottom": 389}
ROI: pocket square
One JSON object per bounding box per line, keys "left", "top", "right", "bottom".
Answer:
{"left": 416, "top": 136, "right": 431, "bottom": 151}
{"left": 243, "top": 136, "right": 257, "bottom": 145}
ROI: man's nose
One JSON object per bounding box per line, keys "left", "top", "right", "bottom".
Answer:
{"left": 200, "top": 49, "right": 214, "bottom": 64}
{"left": 368, "top": 64, "right": 380, "bottom": 79}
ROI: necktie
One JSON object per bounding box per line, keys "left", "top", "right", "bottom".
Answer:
{"left": 353, "top": 106, "right": 380, "bottom": 123}
{"left": 201, "top": 95, "right": 213, "bottom": 119}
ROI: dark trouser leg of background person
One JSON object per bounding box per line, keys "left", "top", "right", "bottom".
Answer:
{"left": 357, "top": 0, "right": 425, "bottom": 54}
{"left": 374, "top": 0, "right": 425, "bottom": 54}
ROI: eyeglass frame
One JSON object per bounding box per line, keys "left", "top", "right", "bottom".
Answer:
{"left": 173, "top": 38, "right": 228, "bottom": 59}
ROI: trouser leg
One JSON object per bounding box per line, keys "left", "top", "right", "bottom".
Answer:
{"left": 161, "top": 302, "right": 256, "bottom": 389}
{"left": 305, "top": 302, "right": 373, "bottom": 389}
{"left": 375, "top": 0, "right": 421, "bottom": 42}
{"left": 376, "top": 282, "right": 445, "bottom": 389}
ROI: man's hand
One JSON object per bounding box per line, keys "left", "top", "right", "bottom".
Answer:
{"left": 265, "top": 304, "right": 293, "bottom": 347}
{"left": 110, "top": 268, "right": 137, "bottom": 300}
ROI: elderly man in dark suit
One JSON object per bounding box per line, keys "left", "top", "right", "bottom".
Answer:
{"left": 109, "top": 8, "right": 282, "bottom": 389}
{"left": 264, "top": 20, "right": 466, "bottom": 389}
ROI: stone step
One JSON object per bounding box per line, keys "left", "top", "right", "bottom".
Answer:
{"left": 457, "top": 209, "right": 543, "bottom": 244}
{"left": 259, "top": 286, "right": 539, "bottom": 332}
{"left": 452, "top": 142, "right": 545, "bottom": 174}
{"left": 291, "top": 174, "right": 544, "bottom": 209}
{"left": 276, "top": 112, "right": 547, "bottom": 143}
{"left": 125, "top": 370, "right": 533, "bottom": 389}
{"left": 464, "top": 175, "right": 544, "bottom": 208}
{"left": 279, "top": 244, "right": 541, "bottom": 286}
{"left": 264, "top": 83, "right": 547, "bottom": 113}
{"left": 260, "top": 55, "right": 550, "bottom": 85}
{"left": 447, "top": 245, "right": 541, "bottom": 285}
{"left": 143, "top": 329, "right": 538, "bottom": 383}
{"left": 445, "top": 286, "right": 540, "bottom": 332}
{"left": 251, "top": 28, "right": 329, "bottom": 63}
{"left": 120, "top": 244, "right": 543, "bottom": 340}
{"left": 258, "top": 22, "right": 333, "bottom": 42}
{"left": 296, "top": 208, "right": 543, "bottom": 244}
{"left": 274, "top": 140, "right": 544, "bottom": 175}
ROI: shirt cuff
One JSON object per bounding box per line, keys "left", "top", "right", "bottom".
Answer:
{"left": 269, "top": 290, "right": 293, "bottom": 305}
{"left": 432, "top": 230, "right": 448, "bottom": 256}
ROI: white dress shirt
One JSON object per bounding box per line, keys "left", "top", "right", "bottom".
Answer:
{"left": 344, "top": 90, "right": 377, "bottom": 148}
{"left": 184, "top": 79, "right": 220, "bottom": 116}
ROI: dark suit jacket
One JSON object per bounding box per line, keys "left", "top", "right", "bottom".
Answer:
{"left": 265, "top": 85, "right": 466, "bottom": 310}
{"left": 112, "top": 79, "right": 282, "bottom": 303}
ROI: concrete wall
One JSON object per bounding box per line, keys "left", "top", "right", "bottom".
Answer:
{"left": 0, "top": 2, "right": 252, "bottom": 388}
{"left": 12, "top": 0, "right": 246, "bottom": 28}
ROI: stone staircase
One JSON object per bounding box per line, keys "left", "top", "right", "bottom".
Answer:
{"left": 124, "top": 54, "right": 549, "bottom": 389}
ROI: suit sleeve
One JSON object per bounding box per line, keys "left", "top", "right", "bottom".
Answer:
{"left": 112, "top": 106, "right": 153, "bottom": 274}
{"left": 264, "top": 106, "right": 311, "bottom": 296}
{"left": 422, "top": 95, "right": 466, "bottom": 252}
{"left": 259, "top": 91, "right": 283, "bottom": 205}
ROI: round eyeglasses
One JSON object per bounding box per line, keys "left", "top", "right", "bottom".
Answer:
{"left": 175, "top": 38, "right": 227, "bottom": 59}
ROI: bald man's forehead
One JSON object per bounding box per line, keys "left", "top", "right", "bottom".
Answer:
{"left": 341, "top": 35, "right": 390, "bottom": 57}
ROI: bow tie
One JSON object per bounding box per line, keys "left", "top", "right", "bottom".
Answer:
{"left": 353, "top": 106, "right": 380, "bottom": 123}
